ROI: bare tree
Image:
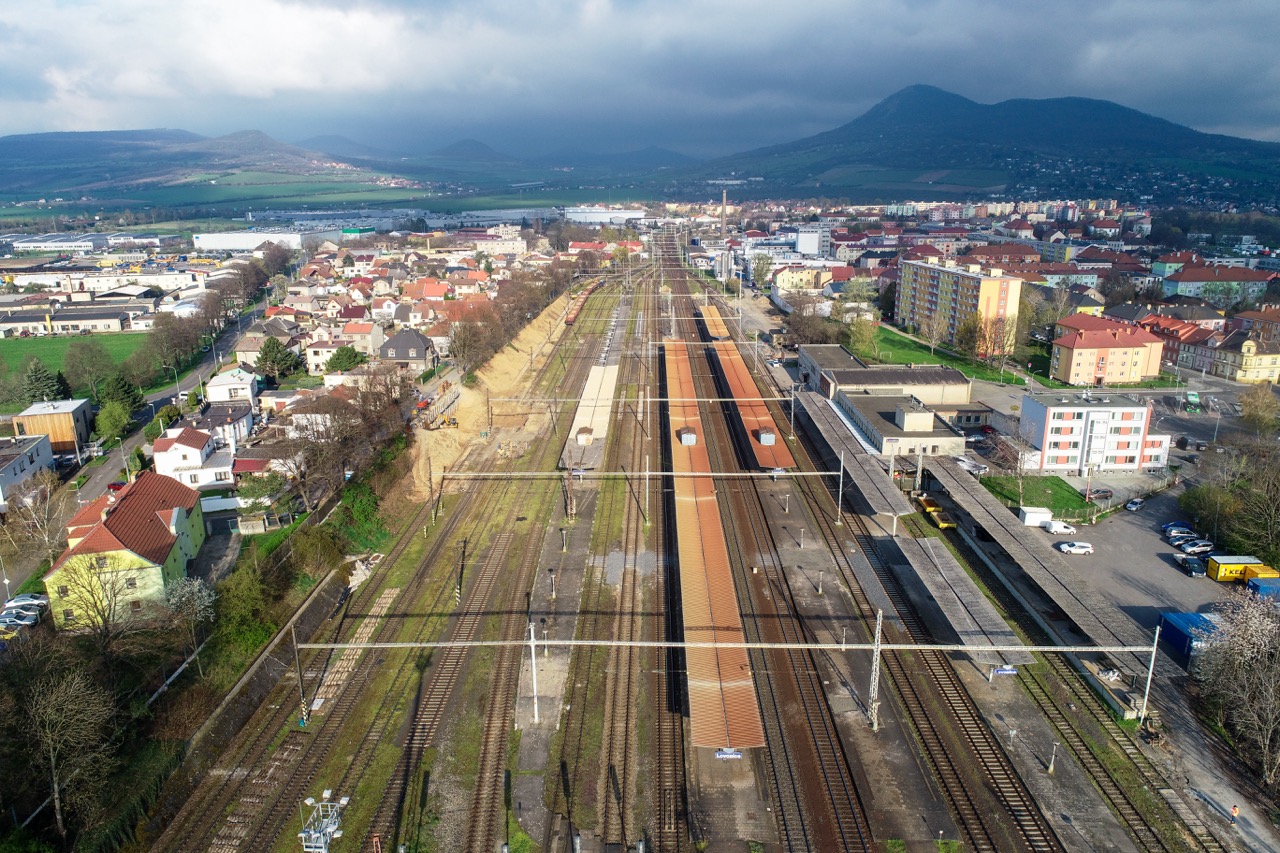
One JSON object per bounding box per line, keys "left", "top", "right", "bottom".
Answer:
{"left": 166, "top": 577, "right": 217, "bottom": 677}
{"left": 1240, "top": 382, "right": 1280, "bottom": 435}
{"left": 0, "top": 468, "right": 74, "bottom": 566}
{"left": 50, "top": 553, "right": 157, "bottom": 662}
{"left": 26, "top": 668, "right": 116, "bottom": 838}
{"left": 918, "top": 309, "right": 948, "bottom": 355}
{"left": 991, "top": 434, "right": 1034, "bottom": 505}
{"left": 1194, "top": 586, "right": 1280, "bottom": 786}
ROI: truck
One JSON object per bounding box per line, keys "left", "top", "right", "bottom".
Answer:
{"left": 1206, "top": 555, "right": 1268, "bottom": 583}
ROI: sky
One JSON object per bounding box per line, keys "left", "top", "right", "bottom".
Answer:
{"left": 0, "top": 0, "right": 1276, "bottom": 159}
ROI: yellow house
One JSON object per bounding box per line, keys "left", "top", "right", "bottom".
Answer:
{"left": 1209, "top": 331, "right": 1280, "bottom": 384}
{"left": 45, "top": 472, "right": 205, "bottom": 629}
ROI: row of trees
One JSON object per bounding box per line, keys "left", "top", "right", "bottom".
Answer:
{"left": 448, "top": 261, "right": 577, "bottom": 376}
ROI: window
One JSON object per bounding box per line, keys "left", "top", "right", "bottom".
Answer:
{"left": 57, "top": 585, "right": 69, "bottom": 596}
{"left": 216, "top": 471, "right": 230, "bottom": 482}
{"left": 63, "top": 609, "right": 75, "bottom": 622}
{"left": 125, "top": 577, "right": 137, "bottom": 589}
{"left": 130, "top": 601, "right": 142, "bottom": 613}
{"left": 409, "top": 349, "right": 417, "bottom": 358}
{"left": 95, "top": 556, "right": 108, "bottom": 568}
{"left": 387, "top": 349, "right": 396, "bottom": 358}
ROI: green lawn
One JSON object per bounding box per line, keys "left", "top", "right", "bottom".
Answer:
{"left": 0, "top": 332, "right": 148, "bottom": 376}
{"left": 981, "top": 475, "right": 1091, "bottom": 514}
{"left": 860, "top": 326, "right": 1026, "bottom": 385}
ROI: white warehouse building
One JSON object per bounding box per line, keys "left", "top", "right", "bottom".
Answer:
{"left": 193, "top": 230, "right": 338, "bottom": 253}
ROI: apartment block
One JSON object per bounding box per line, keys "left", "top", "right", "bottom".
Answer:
{"left": 1051, "top": 314, "right": 1164, "bottom": 385}
{"left": 1018, "top": 393, "right": 1170, "bottom": 475}
{"left": 896, "top": 260, "right": 1022, "bottom": 356}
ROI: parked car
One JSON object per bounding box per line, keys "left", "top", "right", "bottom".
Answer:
{"left": 1164, "top": 526, "right": 1197, "bottom": 539}
{"left": 1125, "top": 498, "right": 1146, "bottom": 512}
{"left": 106, "top": 481, "right": 128, "bottom": 492}
{"left": 1162, "top": 520, "right": 1195, "bottom": 532}
{"left": 1085, "top": 488, "right": 1113, "bottom": 502}
{"left": 2, "top": 604, "right": 42, "bottom": 619}
{"left": 0, "top": 612, "right": 39, "bottom": 628}
{"left": 5, "top": 594, "right": 48, "bottom": 609}
{"left": 1058, "top": 542, "right": 1095, "bottom": 555}
{"left": 1195, "top": 440, "right": 1209, "bottom": 452}
{"left": 1173, "top": 554, "right": 1208, "bottom": 577}
{"left": 1167, "top": 534, "right": 1200, "bottom": 548}
{"left": 1179, "top": 540, "right": 1215, "bottom": 555}
{"left": 1043, "top": 520, "right": 1077, "bottom": 535}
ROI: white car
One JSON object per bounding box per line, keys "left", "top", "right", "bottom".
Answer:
{"left": 0, "top": 611, "right": 38, "bottom": 628}
{"left": 1125, "top": 498, "right": 1146, "bottom": 512}
{"left": 1058, "top": 542, "right": 1095, "bottom": 555}
{"left": 5, "top": 594, "right": 48, "bottom": 610}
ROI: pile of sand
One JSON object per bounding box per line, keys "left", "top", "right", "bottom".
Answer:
{"left": 409, "top": 292, "right": 572, "bottom": 499}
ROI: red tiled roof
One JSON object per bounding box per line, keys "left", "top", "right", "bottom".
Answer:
{"left": 1167, "top": 266, "right": 1274, "bottom": 283}
{"left": 49, "top": 472, "right": 200, "bottom": 575}
{"left": 342, "top": 322, "right": 374, "bottom": 334}
{"left": 1054, "top": 325, "right": 1162, "bottom": 349}
{"left": 152, "top": 428, "right": 210, "bottom": 454}
{"left": 1057, "top": 313, "right": 1135, "bottom": 333}
{"left": 232, "top": 458, "right": 270, "bottom": 474}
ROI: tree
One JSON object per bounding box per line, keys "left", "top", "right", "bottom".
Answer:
{"left": 1194, "top": 586, "right": 1280, "bottom": 786}
{"left": 63, "top": 339, "right": 113, "bottom": 401}
{"left": 1099, "top": 270, "right": 1137, "bottom": 307}
{"left": 255, "top": 337, "right": 302, "bottom": 379}
{"left": 325, "top": 345, "right": 367, "bottom": 373}
{"left": 53, "top": 371, "right": 71, "bottom": 400}
{"left": 751, "top": 254, "right": 773, "bottom": 288}
{"left": 21, "top": 358, "right": 61, "bottom": 404}
{"left": 846, "top": 315, "right": 875, "bottom": 358}
{"left": 290, "top": 524, "right": 344, "bottom": 579}
{"left": 878, "top": 280, "right": 897, "bottom": 322}
{"left": 235, "top": 471, "right": 288, "bottom": 513}
{"left": 217, "top": 565, "right": 267, "bottom": 645}
{"left": 25, "top": 668, "right": 115, "bottom": 838}
{"left": 258, "top": 241, "right": 292, "bottom": 277}
{"left": 0, "top": 469, "right": 74, "bottom": 566}
{"left": 166, "top": 577, "right": 217, "bottom": 677}
{"left": 918, "top": 309, "right": 948, "bottom": 355}
{"left": 1240, "top": 383, "right": 1280, "bottom": 435}
{"left": 94, "top": 400, "right": 131, "bottom": 444}
{"left": 51, "top": 553, "right": 159, "bottom": 662}
{"left": 100, "top": 372, "right": 144, "bottom": 413}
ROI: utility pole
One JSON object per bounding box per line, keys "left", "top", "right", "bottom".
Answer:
{"left": 868, "top": 609, "right": 883, "bottom": 731}
{"left": 292, "top": 625, "right": 308, "bottom": 726}
{"left": 835, "top": 450, "right": 845, "bottom": 525}
{"left": 528, "top": 623, "right": 540, "bottom": 724}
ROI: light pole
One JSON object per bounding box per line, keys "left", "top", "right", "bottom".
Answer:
{"left": 164, "top": 363, "right": 180, "bottom": 403}
{"left": 1048, "top": 741, "right": 1059, "bottom": 774}
{"left": 1, "top": 554, "right": 9, "bottom": 603}
{"left": 1214, "top": 409, "right": 1222, "bottom": 442}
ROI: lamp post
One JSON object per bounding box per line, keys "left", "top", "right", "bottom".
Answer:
{"left": 164, "top": 363, "right": 180, "bottom": 403}
{"left": 1, "top": 555, "right": 9, "bottom": 603}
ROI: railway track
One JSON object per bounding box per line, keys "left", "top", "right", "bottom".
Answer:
{"left": 661, "top": 243, "right": 874, "bottom": 852}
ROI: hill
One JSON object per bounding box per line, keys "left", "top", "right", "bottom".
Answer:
{"left": 695, "top": 85, "right": 1280, "bottom": 202}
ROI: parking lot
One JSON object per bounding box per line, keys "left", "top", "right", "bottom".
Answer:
{"left": 1044, "top": 484, "right": 1229, "bottom": 644}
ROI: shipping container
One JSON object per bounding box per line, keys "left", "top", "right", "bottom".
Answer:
{"left": 1161, "top": 611, "right": 1219, "bottom": 659}
{"left": 931, "top": 511, "right": 956, "bottom": 530}
{"left": 1247, "top": 577, "right": 1280, "bottom": 601}
{"left": 1207, "top": 556, "right": 1266, "bottom": 583}
{"left": 1244, "top": 565, "right": 1280, "bottom": 582}
{"left": 1019, "top": 506, "right": 1053, "bottom": 527}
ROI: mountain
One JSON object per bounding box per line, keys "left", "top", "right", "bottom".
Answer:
{"left": 697, "top": 85, "right": 1280, "bottom": 201}
{"left": 429, "top": 139, "right": 513, "bottom": 162}
{"left": 536, "top": 145, "right": 699, "bottom": 171}
{"left": 0, "top": 128, "right": 364, "bottom": 194}
{"left": 296, "top": 134, "right": 403, "bottom": 161}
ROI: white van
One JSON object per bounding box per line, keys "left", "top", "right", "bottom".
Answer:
{"left": 1043, "top": 520, "right": 1077, "bottom": 535}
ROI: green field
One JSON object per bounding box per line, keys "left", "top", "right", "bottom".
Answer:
{"left": 982, "top": 475, "right": 1091, "bottom": 515}
{"left": 0, "top": 333, "right": 148, "bottom": 376}
{"left": 858, "top": 326, "right": 1027, "bottom": 385}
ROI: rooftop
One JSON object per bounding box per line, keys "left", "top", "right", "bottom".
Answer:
{"left": 0, "top": 435, "right": 49, "bottom": 466}
{"left": 16, "top": 399, "right": 90, "bottom": 416}
{"left": 799, "top": 344, "right": 867, "bottom": 371}
{"left": 842, "top": 394, "right": 960, "bottom": 439}
{"left": 1025, "top": 391, "right": 1151, "bottom": 410}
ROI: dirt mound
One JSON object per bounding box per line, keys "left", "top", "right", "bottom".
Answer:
{"left": 409, "top": 293, "right": 570, "bottom": 499}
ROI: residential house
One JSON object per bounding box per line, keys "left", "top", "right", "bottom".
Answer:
{"left": 1018, "top": 393, "right": 1170, "bottom": 475}
{"left": 1230, "top": 307, "right": 1280, "bottom": 341}
{"left": 1162, "top": 266, "right": 1275, "bottom": 305}
{"left": 379, "top": 328, "right": 435, "bottom": 373}
{"left": 205, "top": 366, "right": 259, "bottom": 406}
{"left": 1152, "top": 251, "right": 1202, "bottom": 279}
{"left": 181, "top": 403, "right": 254, "bottom": 446}
{"left": 0, "top": 435, "right": 55, "bottom": 511}
{"left": 422, "top": 321, "right": 452, "bottom": 357}
{"left": 341, "top": 322, "right": 384, "bottom": 356}
{"left": 152, "top": 427, "right": 234, "bottom": 489}
{"left": 12, "top": 399, "right": 93, "bottom": 455}
{"left": 45, "top": 472, "right": 205, "bottom": 628}
{"left": 304, "top": 339, "right": 351, "bottom": 375}
{"left": 236, "top": 317, "right": 304, "bottom": 366}
{"left": 1208, "top": 331, "right": 1280, "bottom": 384}
{"left": 1050, "top": 314, "right": 1164, "bottom": 385}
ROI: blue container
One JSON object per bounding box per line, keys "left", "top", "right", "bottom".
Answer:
{"left": 1161, "top": 611, "right": 1217, "bottom": 659}
{"left": 1247, "top": 577, "right": 1280, "bottom": 601}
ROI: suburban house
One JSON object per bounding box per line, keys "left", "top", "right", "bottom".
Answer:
{"left": 45, "top": 472, "right": 205, "bottom": 628}
{"left": 1051, "top": 314, "right": 1164, "bottom": 385}
{"left": 379, "top": 328, "right": 435, "bottom": 373}
{"left": 304, "top": 339, "right": 353, "bottom": 375}
{"left": 181, "top": 402, "right": 254, "bottom": 446}
{"left": 0, "top": 435, "right": 55, "bottom": 511}
{"left": 205, "top": 366, "right": 259, "bottom": 406}
{"left": 12, "top": 398, "right": 93, "bottom": 455}
{"left": 152, "top": 427, "right": 234, "bottom": 489}
{"left": 235, "top": 317, "right": 304, "bottom": 365}
{"left": 341, "top": 321, "right": 384, "bottom": 356}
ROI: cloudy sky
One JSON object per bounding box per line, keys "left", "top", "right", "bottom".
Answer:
{"left": 0, "top": 0, "right": 1276, "bottom": 158}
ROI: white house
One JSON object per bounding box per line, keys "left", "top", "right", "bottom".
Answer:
{"left": 152, "top": 427, "right": 234, "bottom": 489}
{"left": 0, "top": 435, "right": 55, "bottom": 512}
{"left": 205, "top": 367, "right": 259, "bottom": 406}
{"left": 181, "top": 404, "right": 254, "bottom": 447}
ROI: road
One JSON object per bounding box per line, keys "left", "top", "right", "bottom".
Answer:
{"left": 73, "top": 304, "right": 264, "bottom": 505}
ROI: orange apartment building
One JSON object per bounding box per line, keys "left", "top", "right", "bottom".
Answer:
{"left": 1051, "top": 314, "right": 1164, "bottom": 386}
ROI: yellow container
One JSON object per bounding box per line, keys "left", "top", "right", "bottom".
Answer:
{"left": 1207, "top": 556, "right": 1263, "bottom": 583}
{"left": 1244, "top": 565, "right": 1279, "bottom": 582}
{"left": 917, "top": 496, "right": 941, "bottom": 514}
{"left": 932, "top": 511, "right": 956, "bottom": 530}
